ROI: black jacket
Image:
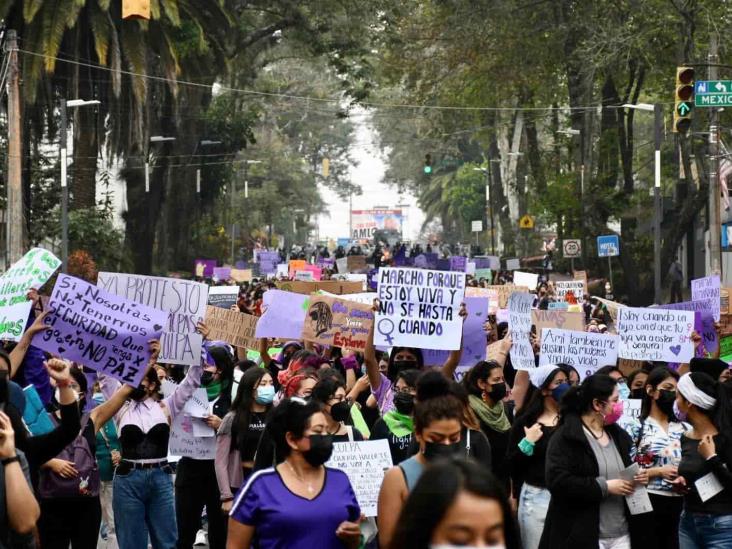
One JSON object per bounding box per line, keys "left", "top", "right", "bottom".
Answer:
{"left": 539, "top": 414, "right": 643, "bottom": 549}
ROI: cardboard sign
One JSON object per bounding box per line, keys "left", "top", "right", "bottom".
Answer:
{"left": 508, "top": 292, "right": 536, "bottom": 370}
{"left": 375, "top": 268, "right": 466, "bottom": 350}
{"left": 325, "top": 440, "right": 393, "bottom": 517}
{"left": 276, "top": 280, "right": 364, "bottom": 295}
{"left": 513, "top": 271, "right": 539, "bottom": 290}
{"left": 617, "top": 307, "right": 695, "bottom": 362}
{"left": 301, "top": 295, "right": 374, "bottom": 350}
{"left": 423, "top": 297, "right": 489, "bottom": 367}
{"left": 347, "top": 255, "right": 367, "bottom": 272}
{"left": 207, "top": 286, "right": 239, "bottom": 309}
{"left": 33, "top": 274, "right": 166, "bottom": 385}
{"left": 574, "top": 270, "right": 589, "bottom": 294}
{"left": 97, "top": 272, "right": 208, "bottom": 365}
{"left": 205, "top": 306, "right": 258, "bottom": 349}
{"left": 0, "top": 248, "right": 61, "bottom": 307}
{"left": 555, "top": 280, "right": 585, "bottom": 301}
{"left": 539, "top": 328, "right": 619, "bottom": 378}
{"left": 254, "top": 290, "right": 308, "bottom": 339}
{"left": 691, "top": 275, "right": 721, "bottom": 322}
{"left": 230, "top": 269, "right": 252, "bottom": 283}
{"left": 531, "top": 310, "right": 585, "bottom": 337}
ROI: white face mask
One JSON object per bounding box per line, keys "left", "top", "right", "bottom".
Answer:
{"left": 431, "top": 545, "right": 505, "bottom": 549}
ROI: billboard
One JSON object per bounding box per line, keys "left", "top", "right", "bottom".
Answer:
{"left": 350, "top": 209, "right": 403, "bottom": 241}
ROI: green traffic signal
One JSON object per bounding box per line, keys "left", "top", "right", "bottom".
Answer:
{"left": 423, "top": 165, "right": 432, "bottom": 174}
{"left": 424, "top": 153, "right": 433, "bottom": 175}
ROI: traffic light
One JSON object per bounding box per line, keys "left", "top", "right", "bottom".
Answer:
{"left": 424, "top": 154, "right": 433, "bottom": 174}
{"left": 674, "top": 66, "right": 694, "bottom": 134}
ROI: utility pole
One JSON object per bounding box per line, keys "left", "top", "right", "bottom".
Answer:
{"left": 709, "top": 34, "right": 722, "bottom": 276}
{"left": 6, "top": 30, "right": 23, "bottom": 264}
{"left": 59, "top": 101, "right": 68, "bottom": 272}
{"left": 654, "top": 103, "right": 663, "bottom": 304}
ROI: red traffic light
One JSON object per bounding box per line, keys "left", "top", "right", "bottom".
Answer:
{"left": 677, "top": 67, "right": 694, "bottom": 85}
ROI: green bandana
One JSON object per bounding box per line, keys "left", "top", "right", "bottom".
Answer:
{"left": 383, "top": 410, "right": 414, "bottom": 438}
{"left": 205, "top": 380, "right": 223, "bottom": 401}
{"left": 468, "top": 394, "right": 510, "bottom": 433}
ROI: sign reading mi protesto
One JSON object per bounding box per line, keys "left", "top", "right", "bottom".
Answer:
{"left": 695, "top": 80, "right": 732, "bottom": 108}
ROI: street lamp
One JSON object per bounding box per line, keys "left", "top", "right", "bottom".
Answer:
{"left": 624, "top": 102, "right": 663, "bottom": 304}
{"left": 474, "top": 162, "right": 500, "bottom": 255}
{"left": 194, "top": 140, "right": 223, "bottom": 193}
{"left": 146, "top": 136, "right": 176, "bottom": 193}
{"left": 60, "top": 99, "right": 101, "bottom": 273}
{"left": 231, "top": 159, "right": 263, "bottom": 264}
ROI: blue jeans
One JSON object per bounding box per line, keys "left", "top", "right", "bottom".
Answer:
{"left": 113, "top": 467, "right": 177, "bottom": 549}
{"left": 518, "top": 483, "right": 551, "bottom": 549}
{"left": 680, "top": 511, "right": 732, "bottom": 549}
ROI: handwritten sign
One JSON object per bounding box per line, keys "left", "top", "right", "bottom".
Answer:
{"left": 212, "top": 267, "right": 231, "bottom": 282}
{"left": 539, "top": 328, "right": 618, "bottom": 377}
{"left": 325, "top": 440, "right": 393, "bottom": 517}
{"left": 294, "top": 270, "right": 314, "bottom": 281}
{"left": 257, "top": 251, "right": 280, "bottom": 275}
{"left": 347, "top": 255, "right": 367, "bottom": 273}
{"left": 33, "top": 274, "right": 166, "bottom": 385}
{"left": 555, "top": 280, "right": 585, "bottom": 301}
{"left": 207, "top": 286, "right": 239, "bottom": 309}
{"left": 288, "top": 260, "right": 307, "bottom": 278}
{"left": 617, "top": 307, "right": 695, "bottom": 362}
{"left": 254, "top": 290, "right": 308, "bottom": 339}
{"left": 205, "top": 306, "right": 258, "bottom": 349}
{"left": 375, "top": 267, "right": 466, "bottom": 350}
{"left": 97, "top": 272, "right": 208, "bottom": 365}
{"left": 276, "top": 280, "right": 366, "bottom": 296}
{"left": 183, "top": 388, "right": 209, "bottom": 418}
{"left": 691, "top": 275, "right": 721, "bottom": 322}
{"left": 169, "top": 412, "right": 216, "bottom": 459}
{"left": 513, "top": 271, "right": 539, "bottom": 290}
{"left": 301, "top": 295, "right": 373, "bottom": 350}
{"left": 0, "top": 301, "right": 32, "bottom": 341}
{"left": 230, "top": 269, "right": 252, "bottom": 283}
{"left": 423, "top": 297, "right": 489, "bottom": 367}
{"left": 508, "top": 292, "right": 536, "bottom": 370}
{"left": 450, "top": 256, "right": 467, "bottom": 272}
{"left": 531, "top": 310, "right": 585, "bottom": 337}
{"left": 657, "top": 299, "right": 719, "bottom": 355}
{"left": 0, "top": 248, "right": 61, "bottom": 307}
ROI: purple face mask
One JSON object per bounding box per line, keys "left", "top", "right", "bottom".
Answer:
{"left": 673, "top": 400, "right": 688, "bottom": 422}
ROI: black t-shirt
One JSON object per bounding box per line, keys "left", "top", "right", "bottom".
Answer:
{"left": 332, "top": 428, "right": 364, "bottom": 443}
{"left": 371, "top": 419, "right": 413, "bottom": 465}
{"left": 236, "top": 412, "right": 268, "bottom": 462}
{"left": 679, "top": 433, "right": 732, "bottom": 514}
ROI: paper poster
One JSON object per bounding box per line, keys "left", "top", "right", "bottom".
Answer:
{"left": 207, "top": 286, "right": 239, "bottom": 309}
{"left": 513, "top": 271, "right": 539, "bottom": 290}
{"left": 506, "top": 258, "right": 521, "bottom": 270}
{"left": 212, "top": 267, "right": 231, "bottom": 282}
{"left": 336, "top": 257, "right": 348, "bottom": 274}
{"left": 375, "top": 267, "right": 466, "bottom": 350}
{"left": 230, "top": 269, "right": 252, "bottom": 283}
{"left": 294, "top": 270, "right": 314, "bottom": 281}
{"left": 97, "top": 272, "right": 209, "bottom": 365}
{"left": 324, "top": 291, "right": 376, "bottom": 306}
{"left": 257, "top": 251, "right": 280, "bottom": 275}
{"left": 288, "top": 260, "right": 307, "bottom": 278}
{"left": 531, "top": 310, "right": 585, "bottom": 337}
{"left": 450, "top": 256, "right": 467, "bottom": 272}
{"left": 33, "top": 274, "right": 166, "bottom": 385}
{"left": 304, "top": 264, "right": 322, "bottom": 281}
{"left": 254, "top": 290, "right": 308, "bottom": 339}
{"left": 276, "top": 280, "right": 364, "bottom": 295}
{"left": 205, "top": 306, "right": 258, "bottom": 349}
{"left": 276, "top": 264, "right": 289, "bottom": 278}
{"left": 466, "top": 285, "right": 528, "bottom": 309}
{"left": 193, "top": 259, "right": 216, "bottom": 278}
{"left": 617, "top": 307, "right": 695, "bottom": 362}
{"left": 0, "top": 248, "right": 61, "bottom": 307}
{"left": 619, "top": 463, "right": 653, "bottom": 515}
{"left": 423, "top": 297, "right": 489, "bottom": 367}
{"left": 555, "top": 280, "right": 585, "bottom": 301}
{"left": 595, "top": 297, "right": 626, "bottom": 324}
{"left": 508, "top": 292, "right": 536, "bottom": 370}
{"left": 548, "top": 301, "right": 569, "bottom": 310}
{"left": 691, "top": 275, "right": 721, "bottom": 322}
{"left": 658, "top": 299, "right": 718, "bottom": 355}
{"left": 0, "top": 301, "right": 33, "bottom": 341}
{"left": 331, "top": 273, "right": 368, "bottom": 290}
{"left": 326, "top": 440, "right": 393, "bottom": 517}
{"left": 301, "top": 295, "right": 374, "bottom": 350}
{"left": 466, "top": 262, "right": 476, "bottom": 276}
{"left": 539, "top": 328, "right": 619, "bottom": 378}
{"left": 183, "top": 388, "right": 209, "bottom": 418}
{"left": 169, "top": 411, "right": 216, "bottom": 459}
{"left": 474, "top": 268, "right": 492, "bottom": 281}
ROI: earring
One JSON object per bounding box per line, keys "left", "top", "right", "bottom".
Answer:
{"left": 481, "top": 391, "right": 488, "bottom": 402}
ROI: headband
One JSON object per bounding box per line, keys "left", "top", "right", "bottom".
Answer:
{"left": 529, "top": 364, "right": 562, "bottom": 388}
{"left": 678, "top": 373, "right": 717, "bottom": 410}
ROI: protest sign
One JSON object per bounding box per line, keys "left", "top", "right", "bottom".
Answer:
{"left": 294, "top": 270, "right": 315, "bottom": 281}
{"left": 326, "top": 440, "right": 393, "bottom": 517}
{"left": 474, "top": 268, "right": 492, "bottom": 281}
{"left": 205, "top": 306, "right": 258, "bottom": 349}
{"left": 657, "top": 299, "right": 718, "bottom": 356}
{"left": 422, "top": 297, "right": 489, "bottom": 367}
{"left": 450, "top": 256, "right": 467, "bottom": 272}
{"left": 622, "top": 398, "right": 643, "bottom": 424}
{"left": 336, "top": 257, "right": 348, "bottom": 274}
{"left": 254, "top": 290, "right": 308, "bottom": 339}
{"left": 304, "top": 264, "right": 322, "bottom": 281}
{"left": 323, "top": 291, "right": 376, "bottom": 306}
{"left": 531, "top": 310, "right": 585, "bottom": 337}
{"left": 169, "top": 412, "right": 216, "bottom": 459}
{"left": 721, "top": 335, "right": 732, "bottom": 362}
{"left": 301, "top": 295, "right": 374, "bottom": 350}
{"left": 212, "top": 267, "right": 231, "bottom": 282}
{"left": 97, "top": 272, "right": 208, "bottom": 365}
{"left": 595, "top": 297, "right": 625, "bottom": 324}
{"left": 275, "top": 264, "right": 288, "bottom": 278}
{"left": 539, "top": 328, "right": 619, "bottom": 378}
{"left": 33, "top": 274, "right": 166, "bottom": 385}
{"left": 574, "top": 270, "right": 589, "bottom": 294}
{"left": 691, "top": 275, "right": 721, "bottom": 322}
{"left": 316, "top": 257, "right": 335, "bottom": 270}
{"left": 347, "top": 255, "right": 367, "bottom": 272}
{"left": 474, "top": 256, "right": 501, "bottom": 270}
{"left": 375, "top": 268, "right": 466, "bottom": 350}
{"left": 207, "top": 286, "right": 239, "bottom": 309}
{"left": 183, "top": 388, "right": 209, "bottom": 418}
{"left": 193, "top": 259, "right": 216, "bottom": 278}
{"left": 0, "top": 248, "right": 61, "bottom": 307}
{"left": 276, "top": 280, "right": 364, "bottom": 295}
{"left": 230, "top": 269, "right": 252, "bottom": 283}
{"left": 257, "top": 251, "right": 280, "bottom": 274}
{"left": 506, "top": 258, "right": 521, "bottom": 271}
{"left": 0, "top": 301, "right": 32, "bottom": 341}
{"left": 331, "top": 273, "right": 368, "bottom": 290}
{"left": 555, "top": 280, "right": 585, "bottom": 301}
{"left": 513, "top": 271, "right": 539, "bottom": 290}
{"left": 466, "top": 262, "right": 476, "bottom": 276}
{"left": 617, "top": 307, "right": 695, "bottom": 362}
{"left": 508, "top": 292, "right": 536, "bottom": 370}
{"left": 468, "top": 285, "right": 528, "bottom": 309}
{"left": 436, "top": 258, "right": 451, "bottom": 271}
{"left": 548, "top": 301, "right": 569, "bottom": 310}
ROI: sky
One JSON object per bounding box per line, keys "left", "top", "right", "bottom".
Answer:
{"left": 316, "top": 110, "right": 425, "bottom": 243}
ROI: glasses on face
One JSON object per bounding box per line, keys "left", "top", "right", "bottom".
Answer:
{"left": 392, "top": 384, "right": 416, "bottom": 395}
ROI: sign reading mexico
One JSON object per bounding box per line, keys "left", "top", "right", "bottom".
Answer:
{"left": 617, "top": 307, "right": 695, "bottom": 362}
{"left": 33, "top": 274, "right": 166, "bottom": 385}
{"left": 350, "top": 209, "right": 402, "bottom": 241}
{"left": 375, "top": 267, "right": 465, "bottom": 350}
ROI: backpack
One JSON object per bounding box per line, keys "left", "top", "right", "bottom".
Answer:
{"left": 38, "top": 415, "right": 100, "bottom": 499}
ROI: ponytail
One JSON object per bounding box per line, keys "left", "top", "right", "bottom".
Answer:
{"left": 560, "top": 374, "right": 616, "bottom": 419}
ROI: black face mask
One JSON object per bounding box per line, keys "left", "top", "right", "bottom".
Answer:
{"left": 330, "top": 401, "right": 351, "bottom": 423}
{"left": 393, "top": 392, "right": 415, "bottom": 415}
{"left": 630, "top": 388, "right": 646, "bottom": 400}
{"left": 130, "top": 386, "right": 147, "bottom": 402}
{"left": 656, "top": 389, "right": 676, "bottom": 418}
{"left": 392, "top": 360, "right": 417, "bottom": 377}
{"left": 423, "top": 440, "right": 461, "bottom": 462}
{"left": 303, "top": 434, "right": 334, "bottom": 466}
{"left": 488, "top": 382, "right": 507, "bottom": 402}
{"left": 201, "top": 371, "right": 215, "bottom": 386}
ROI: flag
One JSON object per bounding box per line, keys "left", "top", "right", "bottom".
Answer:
{"left": 720, "top": 158, "right": 732, "bottom": 211}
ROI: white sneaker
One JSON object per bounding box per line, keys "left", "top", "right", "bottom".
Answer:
{"left": 194, "top": 530, "right": 208, "bottom": 546}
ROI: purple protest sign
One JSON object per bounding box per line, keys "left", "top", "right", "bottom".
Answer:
{"left": 213, "top": 267, "right": 231, "bottom": 281}
{"left": 254, "top": 290, "right": 308, "bottom": 339}
{"left": 423, "top": 297, "right": 488, "bottom": 369}
{"left": 33, "top": 274, "right": 166, "bottom": 385}
{"left": 436, "top": 258, "right": 451, "bottom": 271}
{"left": 258, "top": 251, "right": 280, "bottom": 275}
{"left": 424, "top": 253, "right": 439, "bottom": 269}
{"left": 194, "top": 259, "right": 216, "bottom": 278}
{"left": 658, "top": 299, "right": 719, "bottom": 355}
{"left": 450, "top": 256, "right": 467, "bottom": 272}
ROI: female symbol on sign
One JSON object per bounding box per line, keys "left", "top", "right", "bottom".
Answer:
{"left": 377, "top": 318, "right": 395, "bottom": 345}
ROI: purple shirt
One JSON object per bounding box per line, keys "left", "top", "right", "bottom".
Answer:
{"left": 371, "top": 372, "right": 394, "bottom": 415}
{"left": 230, "top": 467, "right": 360, "bottom": 549}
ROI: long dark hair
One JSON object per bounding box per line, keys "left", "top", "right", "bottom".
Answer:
{"left": 462, "top": 361, "right": 501, "bottom": 398}
{"left": 640, "top": 366, "right": 678, "bottom": 421}
{"left": 560, "top": 374, "right": 616, "bottom": 419}
{"left": 231, "top": 367, "right": 271, "bottom": 451}
{"left": 389, "top": 458, "right": 520, "bottom": 549}
{"left": 387, "top": 347, "right": 424, "bottom": 380}
{"left": 414, "top": 371, "right": 463, "bottom": 433}
{"left": 684, "top": 372, "right": 731, "bottom": 431}
{"left": 267, "top": 398, "right": 323, "bottom": 459}
{"left": 517, "top": 366, "right": 563, "bottom": 426}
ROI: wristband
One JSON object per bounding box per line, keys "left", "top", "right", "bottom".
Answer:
{"left": 518, "top": 437, "right": 535, "bottom": 456}
{"left": 1, "top": 455, "right": 19, "bottom": 466}
{"left": 341, "top": 356, "right": 359, "bottom": 371}
{"left": 56, "top": 379, "right": 71, "bottom": 388}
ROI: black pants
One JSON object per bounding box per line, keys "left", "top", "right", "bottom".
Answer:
{"left": 38, "top": 496, "right": 101, "bottom": 549}
{"left": 175, "top": 457, "right": 226, "bottom": 549}
{"left": 644, "top": 493, "right": 683, "bottom": 549}
{"left": 670, "top": 281, "right": 683, "bottom": 303}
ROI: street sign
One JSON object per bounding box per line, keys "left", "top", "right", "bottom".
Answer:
{"left": 471, "top": 220, "right": 483, "bottom": 232}
{"left": 695, "top": 80, "right": 732, "bottom": 107}
{"left": 563, "top": 239, "right": 582, "bottom": 258}
{"left": 597, "top": 235, "right": 620, "bottom": 257}
{"left": 519, "top": 215, "right": 534, "bottom": 229}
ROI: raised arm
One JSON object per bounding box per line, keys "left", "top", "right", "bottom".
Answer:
{"left": 1, "top": 414, "right": 40, "bottom": 534}
{"left": 9, "top": 311, "right": 48, "bottom": 378}
{"left": 441, "top": 304, "right": 468, "bottom": 380}
{"left": 164, "top": 360, "right": 202, "bottom": 420}
{"left": 364, "top": 299, "right": 383, "bottom": 390}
